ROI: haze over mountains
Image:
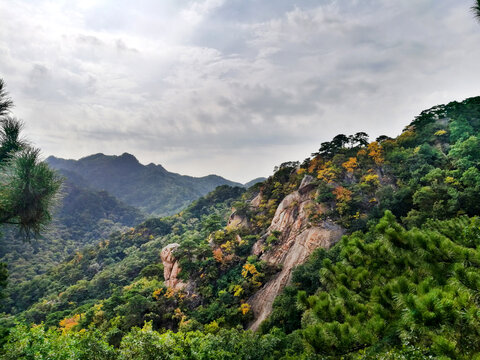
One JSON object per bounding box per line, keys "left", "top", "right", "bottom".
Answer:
{"left": 47, "top": 152, "right": 248, "bottom": 216}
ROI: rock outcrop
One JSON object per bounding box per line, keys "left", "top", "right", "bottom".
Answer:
{"left": 226, "top": 210, "right": 249, "bottom": 230}
{"left": 161, "top": 243, "right": 186, "bottom": 290}
{"left": 248, "top": 175, "right": 344, "bottom": 331}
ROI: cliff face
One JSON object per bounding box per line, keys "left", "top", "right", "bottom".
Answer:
{"left": 248, "top": 176, "right": 344, "bottom": 330}
{"left": 161, "top": 243, "right": 186, "bottom": 290}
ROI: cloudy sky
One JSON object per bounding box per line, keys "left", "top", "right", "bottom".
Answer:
{"left": 1, "top": 0, "right": 479, "bottom": 182}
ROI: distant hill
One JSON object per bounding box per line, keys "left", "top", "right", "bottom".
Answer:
{"left": 47, "top": 153, "right": 243, "bottom": 216}
{"left": 244, "top": 177, "right": 267, "bottom": 188}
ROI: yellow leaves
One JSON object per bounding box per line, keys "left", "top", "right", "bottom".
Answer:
{"left": 445, "top": 176, "right": 459, "bottom": 185}
{"left": 342, "top": 157, "right": 358, "bottom": 173}
{"left": 232, "top": 285, "right": 243, "bottom": 297}
{"left": 152, "top": 288, "right": 164, "bottom": 300}
{"left": 221, "top": 241, "right": 234, "bottom": 254}
{"left": 317, "top": 161, "right": 337, "bottom": 183}
{"left": 367, "top": 141, "right": 384, "bottom": 165}
{"left": 363, "top": 173, "right": 380, "bottom": 186}
{"left": 435, "top": 129, "right": 447, "bottom": 136}
{"left": 164, "top": 288, "right": 175, "bottom": 298}
{"left": 242, "top": 263, "right": 258, "bottom": 278}
{"left": 308, "top": 156, "right": 322, "bottom": 173}
{"left": 333, "top": 186, "right": 352, "bottom": 203}
{"left": 240, "top": 303, "right": 251, "bottom": 315}
{"left": 397, "top": 129, "right": 415, "bottom": 144}
{"left": 357, "top": 149, "right": 367, "bottom": 157}
{"left": 59, "top": 314, "right": 82, "bottom": 332}
{"left": 297, "top": 168, "right": 306, "bottom": 176}
{"left": 242, "top": 263, "right": 262, "bottom": 287}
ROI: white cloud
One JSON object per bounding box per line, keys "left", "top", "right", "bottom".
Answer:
{"left": 0, "top": 0, "right": 479, "bottom": 182}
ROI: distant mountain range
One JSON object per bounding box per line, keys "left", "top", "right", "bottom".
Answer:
{"left": 47, "top": 153, "right": 245, "bottom": 216}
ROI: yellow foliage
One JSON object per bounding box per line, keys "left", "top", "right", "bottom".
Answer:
{"left": 363, "top": 173, "right": 380, "bottom": 186}
{"left": 342, "top": 157, "right": 358, "bottom": 173}
{"left": 59, "top": 314, "right": 82, "bottom": 332}
{"left": 242, "top": 263, "right": 261, "bottom": 287}
{"left": 240, "top": 303, "right": 251, "bottom": 315}
{"left": 445, "top": 176, "right": 457, "bottom": 185}
{"left": 357, "top": 149, "right": 367, "bottom": 157}
{"left": 164, "top": 288, "right": 175, "bottom": 298}
{"left": 308, "top": 156, "right": 322, "bottom": 173}
{"left": 333, "top": 186, "right": 352, "bottom": 203}
{"left": 297, "top": 168, "right": 306, "bottom": 176}
{"left": 397, "top": 129, "right": 415, "bottom": 144}
{"left": 317, "top": 161, "right": 337, "bottom": 183}
{"left": 233, "top": 285, "right": 243, "bottom": 297}
{"left": 152, "top": 288, "right": 164, "bottom": 300}
{"left": 435, "top": 129, "right": 447, "bottom": 136}
{"left": 221, "top": 241, "right": 234, "bottom": 254}
{"left": 367, "top": 142, "right": 384, "bottom": 165}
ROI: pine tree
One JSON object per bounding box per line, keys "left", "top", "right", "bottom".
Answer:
{"left": 0, "top": 79, "right": 61, "bottom": 291}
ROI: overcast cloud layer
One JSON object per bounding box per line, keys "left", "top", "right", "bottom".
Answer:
{"left": 1, "top": 0, "right": 479, "bottom": 182}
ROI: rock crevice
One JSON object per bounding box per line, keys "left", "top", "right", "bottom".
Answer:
{"left": 161, "top": 243, "right": 186, "bottom": 290}
{"left": 248, "top": 176, "right": 344, "bottom": 331}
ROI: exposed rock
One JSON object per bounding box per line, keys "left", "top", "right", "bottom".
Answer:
{"left": 298, "top": 175, "right": 315, "bottom": 194}
{"left": 227, "top": 210, "right": 249, "bottom": 230}
{"left": 250, "top": 192, "right": 263, "bottom": 208}
{"left": 161, "top": 243, "right": 187, "bottom": 290}
{"left": 248, "top": 177, "right": 344, "bottom": 331}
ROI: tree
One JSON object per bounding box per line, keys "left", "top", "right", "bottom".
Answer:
{"left": 0, "top": 79, "right": 61, "bottom": 290}
{"left": 473, "top": 0, "right": 480, "bottom": 22}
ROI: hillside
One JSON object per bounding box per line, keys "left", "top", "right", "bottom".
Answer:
{"left": 2, "top": 96, "right": 480, "bottom": 359}
{"left": 47, "top": 153, "right": 243, "bottom": 216}
{"left": 0, "top": 177, "right": 145, "bottom": 284}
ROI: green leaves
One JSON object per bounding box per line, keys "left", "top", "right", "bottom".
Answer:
{"left": 300, "top": 213, "right": 480, "bottom": 358}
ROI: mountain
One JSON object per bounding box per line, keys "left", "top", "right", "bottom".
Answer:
{"left": 47, "top": 153, "right": 243, "bottom": 216}
{"left": 2, "top": 96, "right": 480, "bottom": 359}
{"left": 244, "top": 177, "right": 267, "bottom": 188}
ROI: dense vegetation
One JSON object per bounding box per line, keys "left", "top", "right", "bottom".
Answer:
{"left": 47, "top": 153, "right": 243, "bottom": 216}
{"left": 2, "top": 95, "right": 480, "bottom": 359}
{"left": 0, "top": 177, "right": 145, "bottom": 284}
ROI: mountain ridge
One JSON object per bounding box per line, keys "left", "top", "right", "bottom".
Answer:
{"left": 46, "top": 152, "right": 243, "bottom": 216}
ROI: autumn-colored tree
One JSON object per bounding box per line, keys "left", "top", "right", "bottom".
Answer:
{"left": 317, "top": 161, "right": 338, "bottom": 183}
{"left": 342, "top": 157, "right": 358, "bottom": 173}
{"left": 59, "top": 314, "right": 82, "bottom": 332}
{"left": 367, "top": 141, "right": 384, "bottom": 165}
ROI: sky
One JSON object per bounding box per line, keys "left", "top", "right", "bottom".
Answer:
{"left": 1, "top": 0, "right": 479, "bottom": 183}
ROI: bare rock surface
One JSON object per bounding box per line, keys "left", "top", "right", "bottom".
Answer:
{"left": 248, "top": 177, "right": 344, "bottom": 331}
{"left": 227, "top": 211, "right": 249, "bottom": 230}
{"left": 161, "top": 243, "right": 186, "bottom": 290}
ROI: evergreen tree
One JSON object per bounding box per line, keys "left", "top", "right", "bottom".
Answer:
{"left": 0, "top": 79, "right": 61, "bottom": 290}
{"left": 474, "top": 0, "right": 480, "bottom": 22}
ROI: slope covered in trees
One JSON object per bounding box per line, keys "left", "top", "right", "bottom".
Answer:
{"left": 47, "top": 153, "right": 243, "bottom": 216}
{"left": 0, "top": 177, "right": 145, "bottom": 284}
{"left": 1, "top": 96, "right": 480, "bottom": 359}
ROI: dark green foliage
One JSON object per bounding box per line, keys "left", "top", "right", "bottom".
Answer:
{"left": 297, "top": 213, "right": 480, "bottom": 358}
{"left": 473, "top": 0, "right": 480, "bottom": 22}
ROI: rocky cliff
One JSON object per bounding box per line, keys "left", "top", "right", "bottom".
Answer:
{"left": 161, "top": 243, "right": 186, "bottom": 290}
{"left": 248, "top": 176, "right": 344, "bottom": 330}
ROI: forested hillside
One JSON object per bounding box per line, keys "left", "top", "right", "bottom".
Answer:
{"left": 0, "top": 177, "right": 145, "bottom": 284}
{"left": 47, "top": 153, "right": 243, "bottom": 216}
{"left": 2, "top": 96, "right": 480, "bottom": 359}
